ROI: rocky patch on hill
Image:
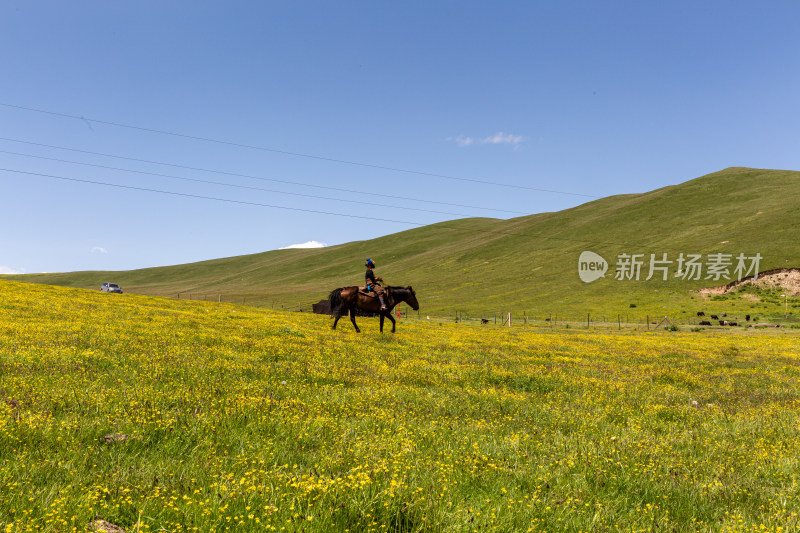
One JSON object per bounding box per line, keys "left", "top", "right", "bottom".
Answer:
{"left": 699, "top": 268, "right": 800, "bottom": 297}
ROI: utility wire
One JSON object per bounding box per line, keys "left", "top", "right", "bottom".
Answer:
{"left": 1, "top": 167, "right": 628, "bottom": 247}
{"left": 0, "top": 149, "right": 480, "bottom": 218}
{"left": 1, "top": 167, "right": 421, "bottom": 225}
{"left": 0, "top": 102, "right": 600, "bottom": 199}
{"left": 0, "top": 137, "right": 529, "bottom": 216}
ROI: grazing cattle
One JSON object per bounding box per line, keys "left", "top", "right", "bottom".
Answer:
{"left": 710, "top": 314, "right": 719, "bottom": 320}
{"left": 312, "top": 299, "right": 332, "bottom": 315}
{"left": 481, "top": 318, "right": 490, "bottom": 324}
{"left": 697, "top": 311, "right": 706, "bottom": 317}
{"left": 728, "top": 322, "right": 738, "bottom": 326}
{"left": 719, "top": 320, "right": 727, "bottom": 326}
{"left": 721, "top": 312, "right": 727, "bottom": 317}
{"left": 699, "top": 320, "right": 711, "bottom": 326}
{"left": 745, "top": 314, "right": 751, "bottom": 321}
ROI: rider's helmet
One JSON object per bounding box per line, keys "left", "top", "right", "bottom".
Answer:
{"left": 365, "top": 258, "right": 375, "bottom": 268}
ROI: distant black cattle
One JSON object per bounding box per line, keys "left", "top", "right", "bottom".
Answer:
{"left": 721, "top": 312, "right": 727, "bottom": 317}
{"left": 719, "top": 320, "right": 727, "bottom": 326}
{"left": 746, "top": 314, "right": 751, "bottom": 321}
{"left": 710, "top": 314, "right": 719, "bottom": 320}
{"left": 728, "top": 322, "right": 738, "bottom": 326}
{"left": 312, "top": 299, "right": 332, "bottom": 315}
{"left": 481, "top": 318, "right": 490, "bottom": 324}
{"left": 697, "top": 311, "right": 706, "bottom": 317}
{"left": 699, "top": 320, "right": 711, "bottom": 326}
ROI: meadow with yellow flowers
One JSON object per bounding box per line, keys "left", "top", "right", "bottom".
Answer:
{"left": 1, "top": 279, "right": 799, "bottom": 532}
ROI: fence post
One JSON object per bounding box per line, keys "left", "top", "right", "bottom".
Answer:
{"left": 646, "top": 315, "right": 650, "bottom": 330}
{"left": 587, "top": 313, "right": 590, "bottom": 328}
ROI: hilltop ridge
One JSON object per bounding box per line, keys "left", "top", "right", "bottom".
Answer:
{"left": 6, "top": 167, "right": 799, "bottom": 318}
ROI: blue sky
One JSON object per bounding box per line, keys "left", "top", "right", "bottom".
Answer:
{"left": 2, "top": 1, "right": 799, "bottom": 273}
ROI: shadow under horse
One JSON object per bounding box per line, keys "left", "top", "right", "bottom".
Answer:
{"left": 328, "top": 286, "right": 419, "bottom": 333}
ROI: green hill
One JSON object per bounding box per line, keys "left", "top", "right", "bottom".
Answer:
{"left": 7, "top": 167, "right": 800, "bottom": 321}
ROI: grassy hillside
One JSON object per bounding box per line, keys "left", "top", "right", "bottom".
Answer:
{"left": 3, "top": 280, "right": 800, "bottom": 531}
{"left": 7, "top": 167, "right": 800, "bottom": 320}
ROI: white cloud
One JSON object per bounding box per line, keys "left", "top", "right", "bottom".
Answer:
{"left": 481, "top": 132, "right": 523, "bottom": 145}
{"left": 91, "top": 247, "right": 108, "bottom": 254}
{"left": 448, "top": 135, "right": 475, "bottom": 147}
{"left": 0, "top": 265, "right": 25, "bottom": 275}
{"left": 448, "top": 131, "right": 523, "bottom": 147}
{"left": 279, "top": 240, "right": 327, "bottom": 250}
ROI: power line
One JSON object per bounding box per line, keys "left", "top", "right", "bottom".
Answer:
{"left": 1, "top": 166, "right": 629, "bottom": 247}
{"left": 0, "top": 137, "right": 529, "bottom": 216}
{"left": 0, "top": 149, "right": 481, "bottom": 218}
{"left": 1, "top": 167, "right": 421, "bottom": 225}
{"left": 0, "top": 102, "right": 600, "bottom": 199}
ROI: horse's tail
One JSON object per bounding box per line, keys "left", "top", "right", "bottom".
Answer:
{"left": 328, "top": 288, "right": 344, "bottom": 315}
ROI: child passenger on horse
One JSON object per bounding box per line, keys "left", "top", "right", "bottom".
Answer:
{"left": 364, "top": 258, "right": 387, "bottom": 310}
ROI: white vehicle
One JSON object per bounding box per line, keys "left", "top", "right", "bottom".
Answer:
{"left": 100, "top": 282, "right": 123, "bottom": 294}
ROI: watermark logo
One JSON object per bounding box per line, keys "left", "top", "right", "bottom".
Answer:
{"left": 578, "top": 251, "right": 763, "bottom": 283}
{"left": 578, "top": 251, "right": 608, "bottom": 283}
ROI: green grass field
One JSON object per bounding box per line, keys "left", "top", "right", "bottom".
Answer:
{"left": 4, "top": 167, "right": 800, "bottom": 323}
{"left": 2, "top": 280, "right": 799, "bottom": 532}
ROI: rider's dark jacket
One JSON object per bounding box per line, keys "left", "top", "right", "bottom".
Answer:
{"left": 365, "top": 268, "right": 377, "bottom": 288}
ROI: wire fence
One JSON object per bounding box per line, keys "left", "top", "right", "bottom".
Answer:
{"left": 447, "top": 310, "right": 761, "bottom": 330}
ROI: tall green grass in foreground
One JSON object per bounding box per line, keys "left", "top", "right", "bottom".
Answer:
{"left": 1, "top": 280, "right": 799, "bottom": 532}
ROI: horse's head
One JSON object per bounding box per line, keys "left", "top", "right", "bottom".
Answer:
{"left": 403, "top": 286, "right": 420, "bottom": 311}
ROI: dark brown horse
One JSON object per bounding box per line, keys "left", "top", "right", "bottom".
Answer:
{"left": 328, "top": 286, "right": 419, "bottom": 333}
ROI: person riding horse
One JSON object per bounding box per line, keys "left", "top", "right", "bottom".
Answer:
{"left": 364, "top": 258, "right": 387, "bottom": 310}
{"left": 329, "top": 271, "right": 419, "bottom": 333}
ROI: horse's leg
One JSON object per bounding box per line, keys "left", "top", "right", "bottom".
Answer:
{"left": 332, "top": 304, "right": 344, "bottom": 330}
{"left": 379, "top": 314, "right": 385, "bottom": 333}
{"left": 349, "top": 306, "right": 360, "bottom": 333}
{"left": 387, "top": 312, "right": 396, "bottom": 333}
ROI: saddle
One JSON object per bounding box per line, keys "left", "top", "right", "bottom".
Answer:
{"left": 358, "top": 286, "right": 378, "bottom": 298}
